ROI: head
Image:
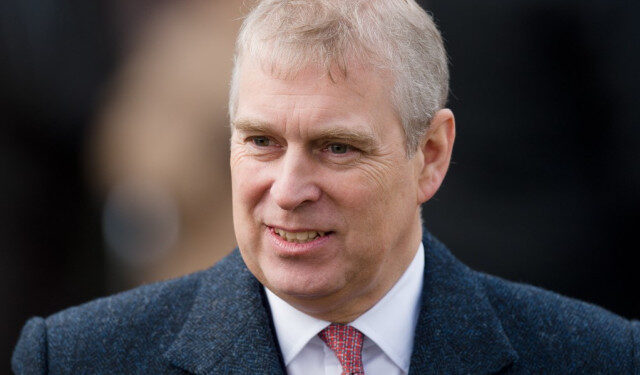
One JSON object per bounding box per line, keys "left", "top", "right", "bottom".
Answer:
{"left": 229, "top": 0, "right": 455, "bottom": 322}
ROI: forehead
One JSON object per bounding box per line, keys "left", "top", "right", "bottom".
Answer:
{"left": 239, "top": 58, "right": 386, "bottom": 98}
{"left": 234, "top": 60, "right": 396, "bottom": 134}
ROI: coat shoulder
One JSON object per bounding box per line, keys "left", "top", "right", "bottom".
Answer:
{"left": 13, "top": 251, "right": 244, "bottom": 374}
{"left": 51, "top": 269, "right": 201, "bottom": 342}
{"left": 477, "top": 272, "right": 637, "bottom": 373}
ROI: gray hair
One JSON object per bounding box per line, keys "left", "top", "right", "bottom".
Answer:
{"left": 229, "top": 0, "right": 449, "bottom": 156}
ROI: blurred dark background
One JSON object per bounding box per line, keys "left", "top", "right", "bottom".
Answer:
{"left": 2, "top": 0, "right": 639, "bottom": 372}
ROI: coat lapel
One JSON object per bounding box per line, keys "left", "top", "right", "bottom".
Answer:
{"left": 409, "top": 231, "right": 518, "bottom": 374}
{"left": 163, "top": 250, "right": 285, "bottom": 374}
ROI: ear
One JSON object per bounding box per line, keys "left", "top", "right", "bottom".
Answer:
{"left": 415, "top": 109, "right": 456, "bottom": 204}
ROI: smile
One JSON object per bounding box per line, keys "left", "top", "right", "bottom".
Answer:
{"left": 269, "top": 227, "right": 330, "bottom": 244}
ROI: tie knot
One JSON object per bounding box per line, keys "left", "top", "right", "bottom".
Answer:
{"left": 318, "top": 323, "right": 365, "bottom": 375}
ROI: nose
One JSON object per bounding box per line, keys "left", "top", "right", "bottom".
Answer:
{"left": 270, "top": 148, "right": 322, "bottom": 211}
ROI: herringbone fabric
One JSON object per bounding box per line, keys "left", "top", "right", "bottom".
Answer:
{"left": 318, "top": 323, "right": 365, "bottom": 375}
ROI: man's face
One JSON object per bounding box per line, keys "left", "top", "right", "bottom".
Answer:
{"left": 230, "top": 60, "right": 424, "bottom": 319}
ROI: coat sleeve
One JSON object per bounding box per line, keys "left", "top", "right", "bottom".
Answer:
{"left": 12, "top": 317, "right": 48, "bottom": 375}
{"left": 633, "top": 320, "right": 640, "bottom": 375}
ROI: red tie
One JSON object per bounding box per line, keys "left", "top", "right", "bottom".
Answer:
{"left": 318, "top": 323, "right": 365, "bottom": 375}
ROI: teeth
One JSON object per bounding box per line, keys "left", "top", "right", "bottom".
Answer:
{"left": 274, "top": 228, "right": 327, "bottom": 243}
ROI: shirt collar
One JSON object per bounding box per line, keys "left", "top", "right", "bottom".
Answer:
{"left": 265, "top": 288, "right": 328, "bottom": 365}
{"left": 265, "top": 242, "right": 425, "bottom": 372}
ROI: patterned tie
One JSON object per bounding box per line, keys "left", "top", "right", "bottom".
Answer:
{"left": 318, "top": 323, "right": 365, "bottom": 375}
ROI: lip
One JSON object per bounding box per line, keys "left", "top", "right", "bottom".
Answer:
{"left": 266, "top": 224, "right": 331, "bottom": 233}
{"left": 265, "top": 225, "right": 333, "bottom": 257}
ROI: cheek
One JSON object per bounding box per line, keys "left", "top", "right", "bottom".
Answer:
{"left": 330, "top": 164, "right": 414, "bottom": 241}
{"left": 230, "top": 161, "right": 275, "bottom": 254}
{"left": 327, "top": 171, "right": 391, "bottom": 234}
{"left": 231, "top": 155, "right": 272, "bottom": 211}
{"left": 334, "top": 161, "right": 407, "bottom": 210}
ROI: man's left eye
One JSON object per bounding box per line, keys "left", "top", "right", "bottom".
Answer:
{"left": 327, "top": 143, "right": 350, "bottom": 154}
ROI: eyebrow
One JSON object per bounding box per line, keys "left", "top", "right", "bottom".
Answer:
{"left": 232, "top": 118, "right": 378, "bottom": 150}
{"left": 231, "top": 119, "right": 276, "bottom": 134}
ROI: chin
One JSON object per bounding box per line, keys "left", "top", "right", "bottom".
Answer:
{"left": 266, "top": 270, "right": 342, "bottom": 301}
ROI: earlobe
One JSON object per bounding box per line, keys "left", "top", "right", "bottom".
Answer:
{"left": 416, "top": 109, "right": 456, "bottom": 204}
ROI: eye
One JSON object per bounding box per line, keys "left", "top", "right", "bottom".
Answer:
{"left": 327, "top": 143, "right": 350, "bottom": 154}
{"left": 250, "top": 136, "right": 271, "bottom": 147}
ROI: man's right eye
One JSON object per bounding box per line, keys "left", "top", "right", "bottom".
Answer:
{"left": 250, "top": 136, "right": 271, "bottom": 147}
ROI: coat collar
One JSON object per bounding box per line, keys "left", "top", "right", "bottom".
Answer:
{"left": 163, "top": 250, "right": 286, "bottom": 374}
{"left": 409, "top": 231, "right": 518, "bottom": 374}
{"left": 165, "top": 229, "right": 517, "bottom": 374}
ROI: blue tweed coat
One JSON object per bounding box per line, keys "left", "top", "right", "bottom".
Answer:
{"left": 13, "top": 231, "right": 640, "bottom": 374}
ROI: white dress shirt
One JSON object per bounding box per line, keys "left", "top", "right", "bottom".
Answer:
{"left": 265, "top": 243, "right": 425, "bottom": 375}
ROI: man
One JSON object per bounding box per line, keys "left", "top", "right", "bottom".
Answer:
{"left": 13, "top": 0, "right": 639, "bottom": 374}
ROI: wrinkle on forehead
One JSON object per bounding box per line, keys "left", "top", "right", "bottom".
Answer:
{"left": 240, "top": 63, "right": 375, "bottom": 109}
{"left": 244, "top": 58, "right": 391, "bottom": 101}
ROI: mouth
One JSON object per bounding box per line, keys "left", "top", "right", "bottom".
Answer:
{"left": 268, "top": 226, "right": 333, "bottom": 244}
